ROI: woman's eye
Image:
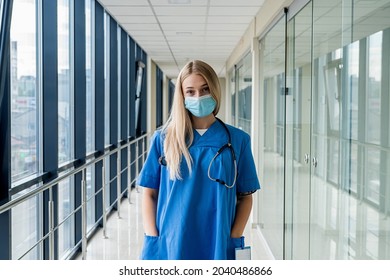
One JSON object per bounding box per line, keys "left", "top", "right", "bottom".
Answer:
{"left": 201, "top": 87, "right": 210, "bottom": 94}
{"left": 186, "top": 90, "right": 194, "bottom": 96}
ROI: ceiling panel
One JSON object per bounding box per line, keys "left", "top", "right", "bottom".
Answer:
{"left": 114, "top": 15, "right": 157, "bottom": 24}
{"left": 150, "top": 0, "right": 209, "bottom": 5}
{"left": 105, "top": 6, "right": 153, "bottom": 16}
{"left": 98, "top": 0, "right": 147, "bottom": 5}
{"left": 207, "top": 16, "right": 252, "bottom": 24}
{"left": 209, "top": 6, "right": 260, "bottom": 16}
{"left": 158, "top": 15, "right": 206, "bottom": 24}
{"left": 99, "top": 0, "right": 266, "bottom": 78}
{"left": 211, "top": 0, "right": 266, "bottom": 6}
{"left": 153, "top": 6, "right": 208, "bottom": 16}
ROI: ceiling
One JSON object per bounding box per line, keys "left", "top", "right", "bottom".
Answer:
{"left": 98, "top": 0, "right": 266, "bottom": 79}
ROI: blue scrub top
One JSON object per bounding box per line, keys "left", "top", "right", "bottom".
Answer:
{"left": 137, "top": 120, "right": 260, "bottom": 260}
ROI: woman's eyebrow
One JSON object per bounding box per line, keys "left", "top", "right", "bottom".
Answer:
{"left": 184, "top": 83, "right": 208, "bottom": 89}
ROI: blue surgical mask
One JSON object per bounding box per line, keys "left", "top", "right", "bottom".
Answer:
{"left": 184, "top": 94, "right": 216, "bottom": 118}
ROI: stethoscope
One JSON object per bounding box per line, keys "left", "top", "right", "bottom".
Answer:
{"left": 158, "top": 118, "right": 238, "bottom": 189}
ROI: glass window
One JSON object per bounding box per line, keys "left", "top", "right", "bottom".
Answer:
{"left": 348, "top": 143, "right": 358, "bottom": 194}
{"left": 128, "top": 36, "right": 133, "bottom": 136}
{"left": 237, "top": 53, "right": 252, "bottom": 135}
{"left": 327, "top": 138, "right": 339, "bottom": 185}
{"left": 324, "top": 53, "right": 342, "bottom": 133}
{"left": 347, "top": 41, "right": 359, "bottom": 141}
{"left": 117, "top": 26, "right": 121, "bottom": 142}
{"left": 104, "top": 157, "right": 110, "bottom": 209}
{"left": 365, "top": 147, "right": 380, "bottom": 205}
{"left": 104, "top": 12, "right": 110, "bottom": 146}
{"left": 86, "top": 165, "right": 95, "bottom": 230}
{"left": 58, "top": 0, "right": 73, "bottom": 165}
{"left": 259, "top": 15, "right": 286, "bottom": 260}
{"left": 258, "top": 0, "right": 390, "bottom": 260}
{"left": 57, "top": 0, "right": 75, "bottom": 259}
{"left": 103, "top": 13, "right": 111, "bottom": 208}
{"left": 229, "top": 68, "right": 236, "bottom": 126}
{"left": 310, "top": 0, "right": 390, "bottom": 260}
{"left": 11, "top": 192, "right": 42, "bottom": 259}
{"left": 86, "top": 0, "right": 94, "bottom": 154}
{"left": 365, "top": 207, "right": 379, "bottom": 258}
{"left": 10, "top": 0, "right": 39, "bottom": 183}
{"left": 9, "top": 0, "right": 41, "bottom": 258}
{"left": 0, "top": 0, "right": 3, "bottom": 30}
{"left": 85, "top": 0, "right": 95, "bottom": 231}
{"left": 366, "top": 31, "right": 382, "bottom": 145}
{"left": 58, "top": 177, "right": 75, "bottom": 259}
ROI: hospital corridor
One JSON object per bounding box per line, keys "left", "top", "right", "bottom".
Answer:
{"left": 1, "top": 0, "right": 390, "bottom": 261}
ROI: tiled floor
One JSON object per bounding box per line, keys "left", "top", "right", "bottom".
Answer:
{"left": 76, "top": 187, "right": 273, "bottom": 260}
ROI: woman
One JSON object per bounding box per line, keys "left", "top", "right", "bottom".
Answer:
{"left": 137, "top": 60, "right": 260, "bottom": 260}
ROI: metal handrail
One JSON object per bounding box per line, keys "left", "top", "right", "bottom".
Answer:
{"left": 0, "top": 132, "right": 151, "bottom": 260}
{"left": 0, "top": 133, "right": 149, "bottom": 215}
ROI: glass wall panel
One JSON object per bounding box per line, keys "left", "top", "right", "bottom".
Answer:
{"left": 58, "top": 177, "right": 75, "bottom": 259}
{"left": 10, "top": 0, "right": 39, "bottom": 183}
{"left": 366, "top": 31, "right": 382, "bottom": 145}
{"left": 258, "top": 0, "right": 390, "bottom": 260}
{"left": 86, "top": 165, "right": 95, "bottom": 230}
{"left": 311, "top": 0, "right": 351, "bottom": 259}
{"left": 104, "top": 157, "right": 110, "bottom": 209}
{"left": 11, "top": 192, "right": 42, "bottom": 259}
{"left": 58, "top": 0, "right": 73, "bottom": 165}
{"left": 310, "top": 0, "right": 390, "bottom": 259}
{"left": 285, "top": 1, "right": 312, "bottom": 260}
{"left": 10, "top": 0, "right": 41, "bottom": 259}
{"left": 229, "top": 68, "right": 236, "bottom": 126}
{"left": 237, "top": 53, "right": 252, "bottom": 134}
{"left": 259, "top": 15, "right": 286, "bottom": 260}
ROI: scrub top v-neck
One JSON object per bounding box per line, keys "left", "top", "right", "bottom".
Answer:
{"left": 137, "top": 120, "right": 260, "bottom": 260}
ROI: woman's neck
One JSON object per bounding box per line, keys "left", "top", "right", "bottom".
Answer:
{"left": 191, "top": 114, "right": 216, "bottom": 129}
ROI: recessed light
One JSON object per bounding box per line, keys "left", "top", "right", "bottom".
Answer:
{"left": 168, "top": 0, "right": 191, "bottom": 4}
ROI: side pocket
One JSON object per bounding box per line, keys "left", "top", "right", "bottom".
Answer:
{"left": 140, "top": 235, "right": 160, "bottom": 260}
{"left": 228, "top": 236, "right": 245, "bottom": 260}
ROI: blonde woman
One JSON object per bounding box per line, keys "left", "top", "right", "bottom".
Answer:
{"left": 137, "top": 60, "right": 260, "bottom": 260}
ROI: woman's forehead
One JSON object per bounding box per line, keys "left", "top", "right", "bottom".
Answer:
{"left": 182, "top": 74, "right": 207, "bottom": 88}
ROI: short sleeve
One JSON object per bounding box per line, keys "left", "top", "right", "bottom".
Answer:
{"left": 236, "top": 137, "right": 261, "bottom": 194}
{"left": 136, "top": 131, "right": 162, "bottom": 189}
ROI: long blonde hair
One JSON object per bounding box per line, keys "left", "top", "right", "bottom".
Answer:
{"left": 163, "top": 60, "right": 221, "bottom": 180}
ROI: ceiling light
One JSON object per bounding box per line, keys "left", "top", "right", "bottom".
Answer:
{"left": 176, "top": 31, "right": 192, "bottom": 36}
{"left": 168, "top": 0, "right": 191, "bottom": 4}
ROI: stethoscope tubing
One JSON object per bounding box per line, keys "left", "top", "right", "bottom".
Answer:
{"left": 205, "top": 118, "right": 238, "bottom": 189}
{"left": 158, "top": 118, "right": 238, "bottom": 189}
{"left": 207, "top": 144, "right": 237, "bottom": 188}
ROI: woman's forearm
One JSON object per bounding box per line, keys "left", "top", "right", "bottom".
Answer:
{"left": 230, "top": 194, "right": 253, "bottom": 238}
{"left": 142, "top": 188, "right": 159, "bottom": 236}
